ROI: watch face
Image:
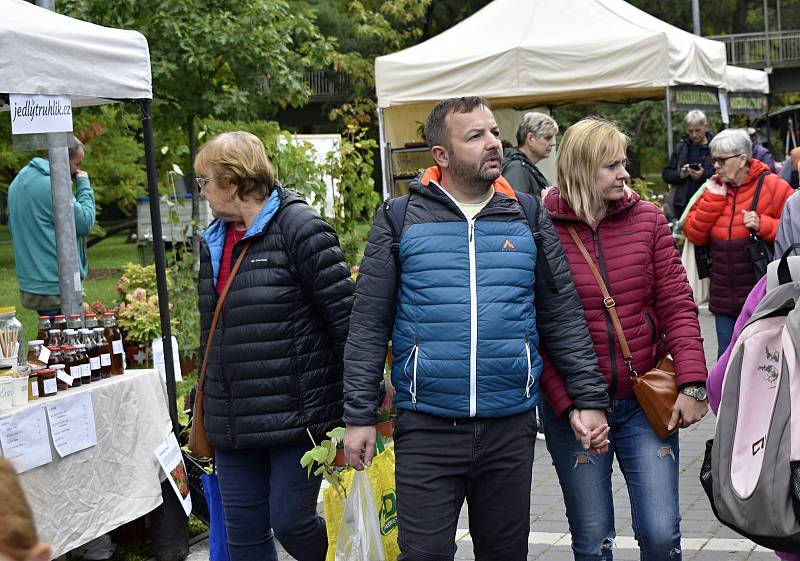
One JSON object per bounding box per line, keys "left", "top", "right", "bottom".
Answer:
{"left": 695, "top": 387, "right": 708, "bottom": 401}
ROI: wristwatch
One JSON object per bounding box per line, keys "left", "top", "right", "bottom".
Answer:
{"left": 680, "top": 385, "right": 708, "bottom": 401}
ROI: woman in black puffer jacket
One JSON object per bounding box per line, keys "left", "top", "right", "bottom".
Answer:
{"left": 195, "top": 131, "right": 353, "bottom": 561}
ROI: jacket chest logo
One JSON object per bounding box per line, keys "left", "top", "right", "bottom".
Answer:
{"left": 501, "top": 239, "right": 517, "bottom": 252}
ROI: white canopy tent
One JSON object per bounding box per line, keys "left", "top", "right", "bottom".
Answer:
{"left": 374, "top": 0, "right": 732, "bottom": 197}
{"left": 725, "top": 66, "right": 770, "bottom": 94}
{"left": 0, "top": 0, "right": 179, "bottom": 426}
{"left": 0, "top": 0, "right": 151, "bottom": 105}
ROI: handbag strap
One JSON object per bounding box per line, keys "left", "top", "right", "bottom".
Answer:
{"left": 748, "top": 171, "right": 771, "bottom": 236}
{"left": 197, "top": 239, "right": 252, "bottom": 394}
{"left": 565, "top": 225, "right": 638, "bottom": 377}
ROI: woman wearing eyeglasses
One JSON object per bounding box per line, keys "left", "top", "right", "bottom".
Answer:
{"left": 194, "top": 131, "right": 354, "bottom": 561}
{"left": 684, "top": 128, "right": 793, "bottom": 356}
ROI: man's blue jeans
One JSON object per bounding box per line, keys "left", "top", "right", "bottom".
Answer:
{"left": 215, "top": 444, "right": 327, "bottom": 561}
{"left": 543, "top": 399, "right": 682, "bottom": 561}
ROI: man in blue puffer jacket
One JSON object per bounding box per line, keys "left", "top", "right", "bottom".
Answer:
{"left": 343, "top": 97, "right": 610, "bottom": 561}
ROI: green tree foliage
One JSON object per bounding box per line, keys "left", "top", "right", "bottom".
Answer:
{"left": 73, "top": 105, "right": 145, "bottom": 216}
{"left": 63, "top": 0, "right": 337, "bottom": 256}
{"left": 0, "top": 105, "right": 143, "bottom": 221}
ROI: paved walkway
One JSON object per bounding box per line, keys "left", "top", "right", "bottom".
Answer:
{"left": 187, "top": 306, "right": 781, "bottom": 560}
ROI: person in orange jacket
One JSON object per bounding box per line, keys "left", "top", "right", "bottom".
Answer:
{"left": 684, "top": 128, "right": 794, "bottom": 356}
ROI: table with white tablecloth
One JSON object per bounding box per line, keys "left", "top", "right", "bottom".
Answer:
{"left": 0, "top": 369, "right": 173, "bottom": 558}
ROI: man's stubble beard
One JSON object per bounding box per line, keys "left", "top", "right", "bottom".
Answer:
{"left": 448, "top": 152, "right": 501, "bottom": 200}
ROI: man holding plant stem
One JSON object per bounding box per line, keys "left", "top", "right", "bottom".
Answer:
{"left": 343, "top": 97, "right": 610, "bottom": 561}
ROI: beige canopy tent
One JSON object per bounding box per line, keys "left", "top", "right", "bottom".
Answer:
{"left": 374, "top": 0, "right": 730, "bottom": 197}
{"left": 725, "top": 66, "right": 770, "bottom": 94}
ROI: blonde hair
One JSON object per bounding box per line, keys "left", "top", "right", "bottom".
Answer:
{"left": 556, "top": 118, "right": 629, "bottom": 225}
{"left": 0, "top": 459, "right": 39, "bottom": 561}
{"left": 194, "top": 131, "right": 276, "bottom": 201}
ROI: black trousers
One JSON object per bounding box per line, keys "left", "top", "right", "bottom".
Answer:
{"left": 394, "top": 409, "right": 538, "bottom": 561}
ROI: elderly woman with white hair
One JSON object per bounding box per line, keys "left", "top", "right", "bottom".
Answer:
{"left": 501, "top": 111, "right": 558, "bottom": 196}
{"left": 684, "top": 128, "right": 793, "bottom": 356}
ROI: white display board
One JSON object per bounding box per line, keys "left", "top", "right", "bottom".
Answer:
{"left": 288, "top": 134, "right": 341, "bottom": 217}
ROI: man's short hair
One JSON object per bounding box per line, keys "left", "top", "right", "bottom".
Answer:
{"left": 516, "top": 112, "right": 558, "bottom": 146}
{"left": 709, "top": 128, "right": 752, "bottom": 161}
{"left": 425, "top": 97, "right": 490, "bottom": 149}
{"left": 684, "top": 110, "right": 707, "bottom": 126}
{"left": 68, "top": 136, "right": 85, "bottom": 160}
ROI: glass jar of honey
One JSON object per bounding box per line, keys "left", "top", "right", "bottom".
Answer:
{"left": 27, "top": 340, "right": 47, "bottom": 369}
{"left": 62, "top": 346, "right": 81, "bottom": 388}
{"left": 103, "top": 312, "right": 124, "bottom": 375}
{"left": 52, "top": 315, "right": 67, "bottom": 332}
{"left": 53, "top": 363, "right": 71, "bottom": 392}
{"left": 28, "top": 371, "right": 39, "bottom": 400}
{"left": 67, "top": 314, "right": 83, "bottom": 330}
{"left": 94, "top": 328, "right": 112, "bottom": 379}
{"left": 36, "top": 316, "right": 51, "bottom": 342}
{"left": 75, "top": 344, "right": 91, "bottom": 385}
{"left": 38, "top": 368, "right": 57, "bottom": 397}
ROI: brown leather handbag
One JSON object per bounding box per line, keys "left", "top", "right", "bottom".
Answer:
{"left": 566, "top": 226, "right": 678, "bottom": 439}
{"left": 188, "top": 241, "right": 251, "bottom": 458}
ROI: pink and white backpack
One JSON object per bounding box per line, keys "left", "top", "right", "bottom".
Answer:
{"left": 700, "top": 255, "right": 800, "bottom": 552}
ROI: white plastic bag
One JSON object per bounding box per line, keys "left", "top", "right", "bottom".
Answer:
{"left": 335, "top": 468, "right": 386, "bottom": 561}
{"left": 681, "top": 238, "right": 709, "bottom": 306}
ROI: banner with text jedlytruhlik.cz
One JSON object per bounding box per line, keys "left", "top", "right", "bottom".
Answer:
{"left": 9, "top": 94, "right": 73, "bottom": 135}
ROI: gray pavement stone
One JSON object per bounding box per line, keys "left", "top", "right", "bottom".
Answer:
{"left": 187, "top": 306, "right": 784, "bottom": 560}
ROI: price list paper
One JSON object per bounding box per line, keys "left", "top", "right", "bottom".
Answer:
{"left": 0, "top": 406, "right": 53, "bottom": 473}
{"left": 45, "top": 392, "right": 97, "bottom": 458}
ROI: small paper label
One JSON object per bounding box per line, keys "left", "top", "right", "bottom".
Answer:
{"left": 82, "top": 364, "right": 91, "bottom": 380}
{"left": 69, "top": 366, "right": 82, "bottom": 379}
{"left": 100, "top": 353, "right": 111, "bottom": 367}
{"left": 90, "top": 357, "right": 100, "bottom": 370}
{"left": 39, "top": 347, "right": 51, "bottom": 364}
{"left": 112, "top": 339, "right": 124, "bottom": 354}
{"left": 56, "top": 370, "right": 73, "bottom": 387}
{"left": 31, "top": 383, "right": 39, "bottom": 398}
{"left": 43, "top": 378, "right": 57, "bottom": 395}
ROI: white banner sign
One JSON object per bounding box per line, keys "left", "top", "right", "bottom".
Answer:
{"left": 9, "top": 94, "right": 73, "bottom": 135}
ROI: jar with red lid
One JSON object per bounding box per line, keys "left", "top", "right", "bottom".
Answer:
{"left": 46, "top": 346, "right": 64, "bottom": 368}
{"left": 36, "top": 316, "right": 51, "bottom": 342}
{"left": 62, "top": 346, "right": 81, "bottom": 388}
{"left": 37, "top": 368, "right": 57, "bottom": 397}
{"left": 52, "top": 315, "right": 67, "bottom": 332}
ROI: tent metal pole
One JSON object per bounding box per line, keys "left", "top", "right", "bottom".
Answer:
{"left": 139, "top": 99, "right": 180, "bottom": 436}
{"left": 665, "top": 86, "right": 674, "bottom": 158}
{"left": 34, "top": 0, "right": 82, "bottom": 317}
{"left": 377, "top": 107, "right": 390, "bottom": 200}
{"left": 47, "top": 141, "right": 83, "bottom": 317}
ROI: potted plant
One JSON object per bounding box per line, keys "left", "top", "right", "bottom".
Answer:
{"left": 114, "top": 255, "right": 200, "bottom": 374}
{"left": 300, "top": 427, "right": 347, "bottom": 499}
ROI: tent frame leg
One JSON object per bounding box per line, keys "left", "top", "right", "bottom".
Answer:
{"left": 139, "top": 99, "right": 180, "bottom": 437}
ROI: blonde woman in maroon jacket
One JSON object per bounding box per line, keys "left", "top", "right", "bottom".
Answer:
{"left": 539, "top": 118, "right": 708, "bottom": 560}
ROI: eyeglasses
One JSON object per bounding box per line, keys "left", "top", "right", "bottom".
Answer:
{"left": 711, "top": 154, "right": 744, "bottom": 166}
{"left": 195, "top": 177, "right": 214, "bottom": 188}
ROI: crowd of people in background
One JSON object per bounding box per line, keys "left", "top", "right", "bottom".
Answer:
{"left": 180, "top": 99, "right": 800, "bottom": 561}
{"left": 9, "top": 96, "right": 800, "bottom": 561}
